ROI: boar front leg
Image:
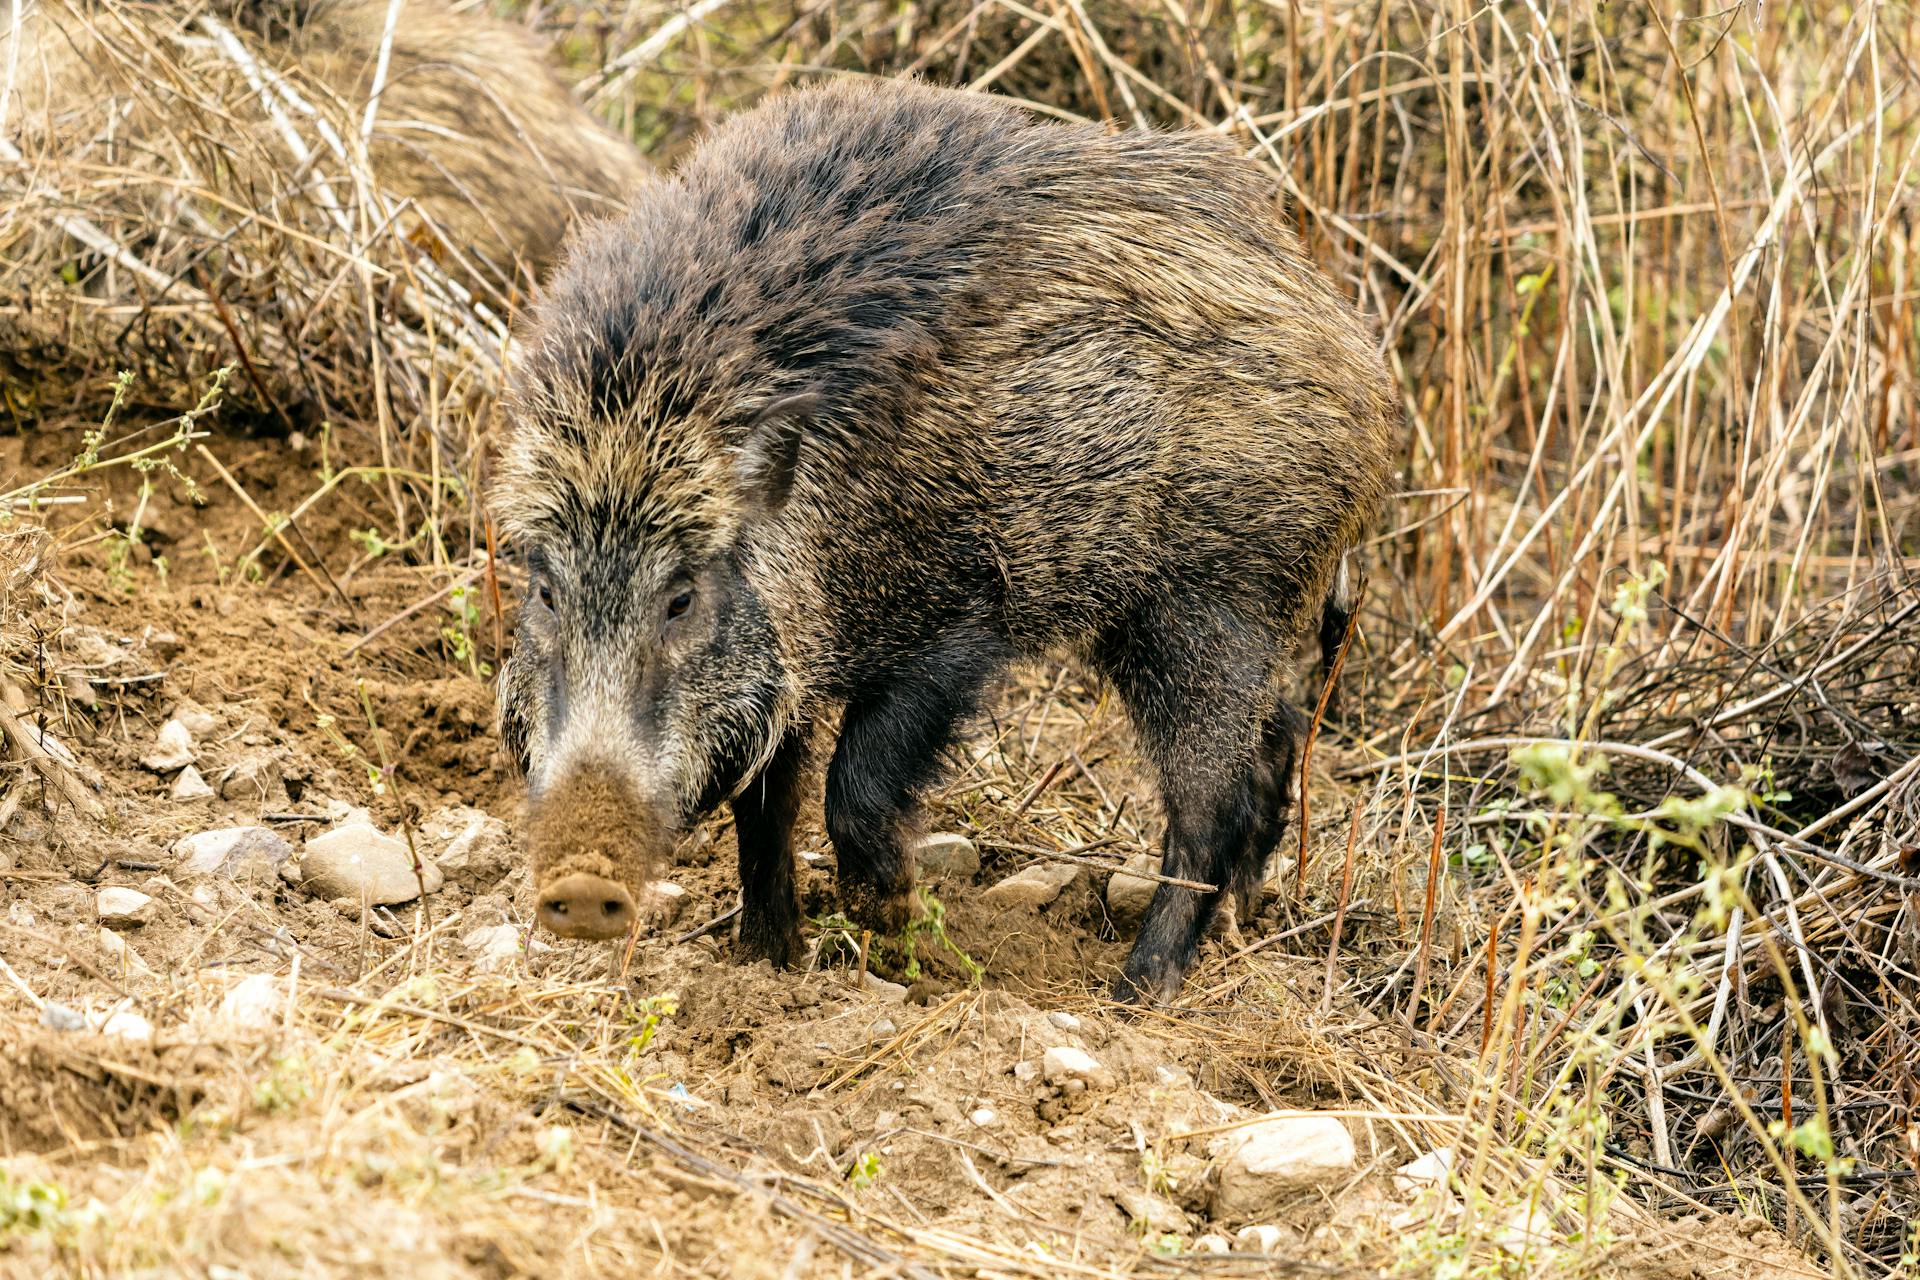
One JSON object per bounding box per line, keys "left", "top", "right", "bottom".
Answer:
{"left": 732, "top": 728, "right": 813, "bottom": 968}
{"left": 824, "top": 630, "right": 1007, "bottom": 936}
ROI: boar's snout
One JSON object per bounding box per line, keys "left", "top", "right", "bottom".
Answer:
{"left": 525, "top": 759, "right": 665, "bottom": 941}
{"left": 538, "top": 873, "right": 637, "bottom": 939}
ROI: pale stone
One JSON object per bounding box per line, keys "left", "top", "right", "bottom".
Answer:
{"left": 140, "top": 719, "right": 195, "bottom": 772}
{"left": 96, "top": 1005, "right": 153, "bottom": 1042}
{"left": 1114, "top": 1188, "right": 1188, "bottom": 1235}
{"left": 284, "top": 823, "right": 443, "bottom": 904}
{"left": 97, "top": 928, "right": 154, "bottom": 976}
{"left": 1235, "top": 1224, "right": 1285, "bottom": 1252}
{"left": 170, "top": 765, "right": 215, "bottom": 801}
{"left": 1394, "top": 1147, "right": 1456, "bottom": 1196}
{"left": 220, "top": 973, "right": 282, "bottom": 1030}
{"left": 981, "top": 862, "right": 1081, "bottom": 910}
{"left": 968, "top": 1107, "right": 996, "bottom": 1127}
{"left": 421, "top": 806, "right": 513, "bottom": 886}
{"left": 216, "top": 754, "right": 284, "bottom": 802}
{"left": 643, "top": 881, "right": 687, "bottom": 924}
{"left": 912, "top": 832, "right": 980, "bottom": 880}
{"left": 1042, "top": 1045, "right": 1114, "bottom": 1090}
{"left": 174, "top": 826, "right": 293, "bottom": 880}
{"left": 96, "top": 886, "right": 155, "bottom": 928}
{"left": 862, "top": 972, "right": 909, "bottom": 1003}
{"left": 1192, "top": 1235, "right": 1231, "bottom": 1254}
{"left": 39, "top": 1002, "right": 84, "bottom": 1031}
{"left": 168, "top": 699, "right": 219, "bottom": 737}
{"left": 1211, "top": 1114, "right": 1357, "bottom": 1222}
{"left": 1494, "top": 1201, "right": 1553, "bottom": 1258}
{"left": 1047, "top": 1011, "right": 1080, "bottom": 1031}
{"left": 463, "top": 923, "right": 543, "bottom": 972}
{"left": 1105, "top": 853, "right": 1161, "bottom": 922}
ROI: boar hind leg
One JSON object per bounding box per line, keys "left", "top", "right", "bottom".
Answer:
{"left": 732, "top": 728, "right": 813, "bottom": 968}
{"left": 1100, "top": 600, "right": 1291, "bottom": 1005}
{"left": 1242, "top": 702, "right": 1305, "bottom": 908}
{"left": 825, "top": 631, "right": 1007, "bottom": 935}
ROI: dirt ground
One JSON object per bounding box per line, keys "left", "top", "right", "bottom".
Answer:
{"left": 0, "top": 423, "right": 1828, "bottom": 1279}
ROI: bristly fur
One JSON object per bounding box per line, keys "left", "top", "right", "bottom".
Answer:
{"left": 496, "top": 80, "right": 1400, "bottom": 999}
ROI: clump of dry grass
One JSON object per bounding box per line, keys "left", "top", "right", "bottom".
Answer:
{"left": 2, "top": 0, "right": 646, "bottom": 542}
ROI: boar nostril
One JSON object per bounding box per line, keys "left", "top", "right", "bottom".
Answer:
{"left": 536, "top": 873, "right": 635, "bottom": 940}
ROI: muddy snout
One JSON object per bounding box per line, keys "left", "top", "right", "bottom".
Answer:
{"left": 525, "top": 762, "right": 665, "bottom": 941}
{"left": 538, "top": 873, "right": 637, "bottom": 939}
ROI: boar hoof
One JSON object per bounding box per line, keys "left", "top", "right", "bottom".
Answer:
{"left": 841, "top": 885, "right": 913, "bottom": 937}
{"left": 538, "top": 873, "right": 636, "bottom": 940}
{"left": 736, "top": 917, "right": 801, "bottom": 970}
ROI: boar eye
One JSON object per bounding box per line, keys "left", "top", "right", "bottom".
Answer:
{"left": 538, "top": 582, "right": 555, "bottom": 611}
{"left": 665, "top": 590, "right": 692, "bottom": 621}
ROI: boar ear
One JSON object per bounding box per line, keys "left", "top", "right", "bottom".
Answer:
{"left": 736, "top": 389, "right": 824, "bottom": 511}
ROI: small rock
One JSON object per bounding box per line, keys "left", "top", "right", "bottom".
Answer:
{"left": 1047, "top": 1011, "right": 1080, "bottom": 1031}
{"left": 1211, "top": 1114, "right": 1357, "bottom": 1222}
{"left": 94, "top": 1005, "right": 154, "bottom": 1043}
{"left": 968, "top": 1106, "right": 996, "bottom": 1127}
{"left": 283, "top": 823, "right": 443, "bottom": 904}
{"left": 1012, "top": 1060, "right": 1039, "bottom": 1085}
{"left": 1042, "top": 1045, "right": 1114, "bottom": 1090}
{"left": 1105, "top": 853, "right": 1161, "bottom": 922}
{"left": 143, "top": 628, "right": 186, "bottom": 660}
{"left": 1494, "top": 1202, "right": 1552, "bottom": 1258}
{"left": 174, "top": 826, "right": 293, "bottom": 881}
{"left": 1192, "top": 1234, "right": 1231, "bottom": 1255}
{"left": 170, "top": 765, "right": 215, "bottom": 801}
{"left": 220, "top": 973, "right": 282, "bottom": 1030}
{"left": 1115, "top": 1187, "right": 1189, "bottom": 1235}
{"left": 97, "top": 927, "right": 155, "bottom": 976}
{"left": 913, "top": 832, "right": 980, "bottom": 880}
{"left": 217, "top": 753, "right": 285, "bottom": 803}
{"left": 39, "top": 1001, "right": 85, "bottom": 1032}
{"left": 862, "top": 972, "right": 909, "bottom": 1003}
{"left": 463, "top": 923, "right": 532, "bottom": 972}
{"left": 981, "top": 862, "right": 1081, "bottom": 911}
{"left": 96, "top": 887, "right": 155, "bottom": 928}
{"left": 870, "top": 1018, "right": 899, "bottom": 1043}
{"left": 62, "top": 670, "right": 97, "bottom": 709}
{"left": 139, "top": 719, "right": 196, "bottom": 772}
{"left": 1394, "top": 1147, "right": 1456, "bottom": 1195}
{"left": 168, "top": 699, "right": 219, "bottom": 738}
{"left": 421, "top": 806, "right": 514, "bottom": 887}
{"left": 42, "top": 880, "right": 91, "bottom": 923}
{"left": 643, "top": 881, "right": 687, "bottom": 924}
{"left": 320, "top": 798, "right": 375, "bottom": 828}
{"left": 1235, "top": 1224, "right": 1284, "bottom": 1253}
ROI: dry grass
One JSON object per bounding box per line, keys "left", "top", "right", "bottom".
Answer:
{"left": 3, "top": 1, "right": 1918, "bottom": 1278}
